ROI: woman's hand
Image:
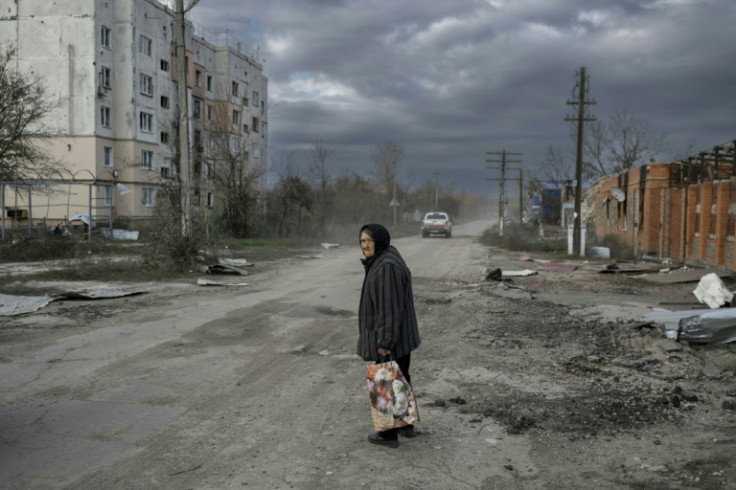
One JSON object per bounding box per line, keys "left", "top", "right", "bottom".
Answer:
{"left": 377, "top": 348, "right": 391, "bottom": 357}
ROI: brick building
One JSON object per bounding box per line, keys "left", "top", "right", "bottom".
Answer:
{"left": 593, "top": 141, "right": 736, "bottom": 268}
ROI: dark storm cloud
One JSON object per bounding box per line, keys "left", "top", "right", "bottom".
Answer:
{"left": 191, "top": 0, "right": 736, "bottom": 192}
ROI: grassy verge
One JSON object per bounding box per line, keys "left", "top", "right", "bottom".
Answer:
{"left": 479, "top": 223, "right": 567, "bottom": 253}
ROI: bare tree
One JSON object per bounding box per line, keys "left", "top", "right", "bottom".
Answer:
{"left": 371, "top": 141, "right": 405, "bottom": 197}
{"left": 205, "top": 99, "right": 263, "bottom": 237}
{"left": 266, "top": 151, "right": 314, "bottom": 237}
{"left": 0, "top": 46, "right": 52, "bottom": 181}
{"left": 308, "top": 139, "right": 334, "bottom": 233}
{"left": 542, "top": 144, "right": 574, "bottom": 187}
{"left": 583, "top": 108, "right": 666, "bottom": 180}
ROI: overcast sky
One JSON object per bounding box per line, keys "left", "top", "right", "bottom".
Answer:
{"left": 190, "top": 0, "right": 735, "bottom": 195}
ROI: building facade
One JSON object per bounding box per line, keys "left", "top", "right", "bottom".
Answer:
{"left": 0, "top": 0, "right": 267, "bottom": 227}
{"left": 593, "top": 141, "right": 736, "bottom": 269}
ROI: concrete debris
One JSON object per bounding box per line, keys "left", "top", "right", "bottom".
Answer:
{"left": 0, "top": 294, "right": 54, "bottom": 316}
{"left": 218, "top": 258, "right": 253, "bottom": 267}
{"left": 197, "top": 278, "right": 249, "bottom": 287}
{"left": 502, "top": 269, "right": 537, "bottom": 277}
{"left": 297, "top": 254, "right": 323, "bottom": 259}
{"left": 693, "top": 272, "right": 734, "bottom": 308}
{"left": 200, "top": 264, "right": 249, "bottom": 275}
{"left": 1, "top": 289, "right": 147, "bottom": 317}
{"left": 321, "top": 243, "right": 340, "bottom": 249}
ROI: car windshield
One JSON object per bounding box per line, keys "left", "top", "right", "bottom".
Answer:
{"left": 426, "top": 213, "right": 446, "bottom": 220}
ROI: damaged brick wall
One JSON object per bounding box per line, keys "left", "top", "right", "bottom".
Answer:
{"left": 593, "top": 163, "right": 736, "bottom": 270}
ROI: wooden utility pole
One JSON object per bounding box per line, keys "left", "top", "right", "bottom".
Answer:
{"left": 174, "top": 0, "right": 201, "bottom": 240}
{"left": 565, "top": 66, "right": 596, "bottom": 256}
{"left": 486, "top": 151, "right": 522, "bottom": 236}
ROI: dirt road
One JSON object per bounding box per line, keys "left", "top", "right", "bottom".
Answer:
{"left": 2, "top": 220, "right": 735, "bottom": 489}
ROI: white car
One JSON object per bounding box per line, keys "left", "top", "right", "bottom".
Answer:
{"left": 421, "top": 212, "right": 452, "bottom": 238}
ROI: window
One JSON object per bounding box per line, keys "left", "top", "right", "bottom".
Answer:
{"left": 160, "top": 59, "right": 170, "bottom": 72}
{"left": 261, "top": 101, "right": 266, "bottom": 115}
{"left": 194, "top": 130, "right": 201, "bottom": 148}
{"left": 251, "top": 143, "right": 261, "bottom": 159}
{"left": 232, "top": 81, "right": 238, "bottom": 96}
{"left": 142, "top": 187, "right": 156, "bottom": 207}
{"left": 193, "top": 98, "right": 201, "bottom": 118}
{"left": 101, "top": 106, "right": 111, "bottom": 128}
{"left": 160, "top": 95, "right": 169, "bottom": 109}
{"left": 195, "top": 70, "right": 202, "bottom": 87}
{"left": 207, "top": 104, "right": 213, "bottom": 121}
{"left": 207, "top": 192, "right": 214, "bottom": 207}
{"left": 101, "top": 26, "right": 111, "bottom": 48}
{"left": 252, "top": 91, "right": 259, "bottom": 106}
{"left": 230, "top": 135, "right": 239, "bottom": 153}
{"left": 100, "top": 67, "right": 111, "bottom": 88}
{"left": 710, "top": 183, "right": 718, "bottom": 237}
{"left": 140, "top": 73, "right": 153, "bottom": 96}
{"left": 160, "top": 131, "right": 169, "bottom": 144}
{"left": 102, "top": 185, "right": 113, "bottom": 207}
{"left": 160, "top": 166, "right": 170, "bottom": 178}
{"left": 141, "top": 150, "right": 154, "bottom": 170}
{"left": 252, "top": 117, "right": 259, "bottom": 133}
{"left": 243, "top": 123, "right": 249, "bottom": 133}
{"left": 207, "top": 75, "right": 213, "bottom": 92}
{"left": 139, "top": 35, "right": 152, "bottom": 56}
{"left": 232, "top": 109, "right": 240, "bottom": 125}
{"left": 139, "top": 111, "right": 153, "bottom": 132}
{"left": 103, "top": 146, "right": 113, "bottom": 167}
{"left": 261, "top": 120, "right": 266, "bottom": 134}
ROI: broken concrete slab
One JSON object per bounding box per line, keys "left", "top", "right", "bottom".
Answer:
{"left": 321, "top": 243, "right": 340, "bottom": 249}
{"left": 0, "top": 294, "right": 55, "bottom": 316}
{"left": 1, "top": 289, "right": 148, "bottom": 317}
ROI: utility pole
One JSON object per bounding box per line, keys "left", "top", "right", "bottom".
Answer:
{"left": 565, "top": 66, "right": 596, "bottom": 256}
{"left": 433, "top": 171, "right": 440, "bottom": 210}
{"left": 390, "top": 147, "right": 398, "bottom": 227}
{"left": 486, "top": 150, "right": 522, "bottom": 236}
{"left": 174, "top": 0, "right": 201, "bottom": 241}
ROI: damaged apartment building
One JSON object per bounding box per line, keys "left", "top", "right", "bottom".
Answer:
{"left": 0, "top": 0, "right": 268, "bottom": 227}
{"left": 594, "top": 140, "right": 736, "bottom": 269}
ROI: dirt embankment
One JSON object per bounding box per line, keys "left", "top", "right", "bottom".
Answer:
{"left": 418, "top": 249, "right": 736, "bottom": 489}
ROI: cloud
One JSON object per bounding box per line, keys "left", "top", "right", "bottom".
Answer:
{"left": 190, "top": 0, "right": 736, "bottom": 193}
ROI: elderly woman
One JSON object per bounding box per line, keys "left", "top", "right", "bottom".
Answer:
{"left": 358, "top": 223, "right": 421, "bottom": 448}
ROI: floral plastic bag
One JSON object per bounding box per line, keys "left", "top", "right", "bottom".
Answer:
{"left": 366, "top": 361, "right": 420, "bottom": 431}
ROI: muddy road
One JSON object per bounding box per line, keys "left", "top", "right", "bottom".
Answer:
{"left": 2, "top": 220, "right": 736, "bottom": 489}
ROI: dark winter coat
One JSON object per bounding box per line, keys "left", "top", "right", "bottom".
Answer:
{"left": 357, "top": 230, "right": 421, "bottom": 362}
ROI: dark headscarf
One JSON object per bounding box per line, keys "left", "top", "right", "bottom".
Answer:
{"left": 360, "top": 223, "right": 391, "bottom": 269}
